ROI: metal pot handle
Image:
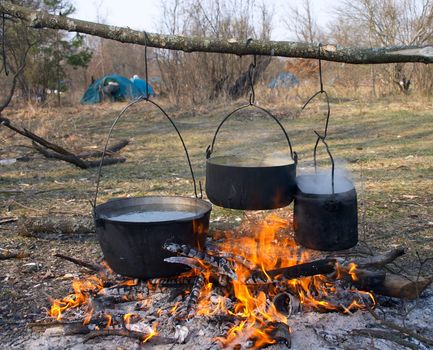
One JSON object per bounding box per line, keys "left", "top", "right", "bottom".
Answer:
{"left": 206, "top": 103, "right": 297, "bottom": 162}
{"left": 313, "top": 131, "right": 335, "bottom": 194}
{"left": 92, "top": 97, "right": 200, "bottom": 210}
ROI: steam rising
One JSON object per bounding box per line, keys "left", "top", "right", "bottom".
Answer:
{"left": 297, "top": 166, "right": 355, "bottom": 195}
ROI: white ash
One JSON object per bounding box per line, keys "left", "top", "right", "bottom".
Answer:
{"left": 15, "top": 286, "right": 433, "bottom": 350}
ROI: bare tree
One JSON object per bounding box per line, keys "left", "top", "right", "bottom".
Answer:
{"left": 284, "top": 0, "right": 322, "bottom": 43}
{"left": 155, "top": 0, "right": 274, "bottom": 105}
{"left": 334, "top": 0, "right": 433, "bottom": 94}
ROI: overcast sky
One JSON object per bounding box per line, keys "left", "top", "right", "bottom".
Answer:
{"left": 71, "top": 0, "right": 341, "bottom": 41}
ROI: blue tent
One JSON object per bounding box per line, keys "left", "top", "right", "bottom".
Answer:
{"left": 80, "top": 74, "right": 154, "bottom": 104}
{"left": 131, "top": 76, "right": 156, "bottom": 97}
{"left": 268, "top": 72, "right": 299, "bottom": 89}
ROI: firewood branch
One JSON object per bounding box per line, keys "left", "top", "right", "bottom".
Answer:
{"left": 1, "top": 2, "right": 433, "bottom": 64}
{"left": 0, "top": 117, "right": 128, "bottom": 169}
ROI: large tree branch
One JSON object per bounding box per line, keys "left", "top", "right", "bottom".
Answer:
{"left": 1, "top": 2, "right": 433, "bottom": 64}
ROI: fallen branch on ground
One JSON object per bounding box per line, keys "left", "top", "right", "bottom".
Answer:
{"left": 354, "top": 247, "right": 406, "bottom": 269}
{"left": 54, "top": 253, "right": 102, "bottom": 272}
{"left": 1, "top": 117, "right": 128, "bottom": 169}
{"left": 365, "top": 304, "right": 433, "bottom": 348}
{"left": 0, "top": 216, "right": 18, "bottom": 224}
{"left": 32, "top": 142, "right": 126, "bottom": 168}
{"left": 77, "top": 139, "right": 129, "bottom": 158}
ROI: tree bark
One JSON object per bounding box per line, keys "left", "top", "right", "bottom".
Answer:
{"left": 1, "top": 2, "right": 433, "bottom": 64}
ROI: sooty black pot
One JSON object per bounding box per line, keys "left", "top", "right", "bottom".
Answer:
{"left": 293, "top": 174, "right": 358, "bottom": 251}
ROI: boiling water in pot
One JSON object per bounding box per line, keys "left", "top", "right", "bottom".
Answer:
{"left": 108, "top": 210, "right": 197, "bottom": 222}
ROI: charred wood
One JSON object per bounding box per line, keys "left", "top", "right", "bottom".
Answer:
{"left": 97, "top": 282, "right": 150, "bottom": 302}
{"left": 163, "top": 243, "right": 237, "bottom": 280}
{"left": 267, "top": 322, "right": 291, "bottom": 349}
{"left": 148, "top": 275, "right": 196, "bottom": 287}
{"left": 164, "top": 256, "right": 205, "bottom": 271}
{"left": 272, "top": 292, "right": 301, "bottom": 316}
{"left": 175, "top": 274, "right": 205, "bottom": 320}
{"left": 247, "top": 259, "right": 336, "bottom": 284}
{"left": 337, "top": 266, "right": 386, "bottom": 290}
{"left": 83, "top": 329, "right": 175, "bottom": 344}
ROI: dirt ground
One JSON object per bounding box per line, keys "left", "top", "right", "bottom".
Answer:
{"left": 0, "top": 97, "right": 432, "bottom": 347}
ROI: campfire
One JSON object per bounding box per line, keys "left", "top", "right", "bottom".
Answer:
{"left": 34, "top": 213, "right": 422, "bottom": 349}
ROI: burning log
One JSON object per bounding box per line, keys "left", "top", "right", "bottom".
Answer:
{"left": 206, "top": 246, "right": 258, "bottom": 271}
{"left": 164, "top": 256, "right": 205, "bottom": 271}
{"left": 175, "top": 274, "right": 205, "bottom": 320}
{"left": 163, "top": 243, "right": 237, "bottom": 280}
{"left": 148, "top": 275, "right": 196, "bottom": 287}
{"left": 97, "top": 281, "right": 150, "bottom": 302}
{"left": 247, "top": 258, "right": 337, "bottom": 284}
{"left": 336, "top": 264, "right": 386, "bottom": 291}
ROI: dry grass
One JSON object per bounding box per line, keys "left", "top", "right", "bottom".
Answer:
{"left": 0, "top": 97, "right": 432, "bottom": 268}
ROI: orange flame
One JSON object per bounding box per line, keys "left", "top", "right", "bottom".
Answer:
{"left": 142, "top": 322, "right": 158, "bottom": 343}
{"left": 48, "top": 276, "right": 103, "bottom": 321}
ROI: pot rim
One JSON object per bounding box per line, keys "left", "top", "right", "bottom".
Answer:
{"left": 206, "top": 155, "right": 296, "bottom": 169}
{"left": 94, "top": 195, "right": 212, "bottom": 225}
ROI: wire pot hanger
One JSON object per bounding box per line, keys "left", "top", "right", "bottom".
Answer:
{"left": 206, "top": 50, "right": 296, "bottom": 163}
{"left": 92, "top": 31, "right": 201, "bottom": 210}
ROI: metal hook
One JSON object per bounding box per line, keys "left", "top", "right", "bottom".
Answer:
{"left": 313, "top": 130, "right": 335, "bottom": 194}
{"left": 248, "top": 55, "right": 256, "bottom": 105}
{"left": 143, "top": 31, "right": 150, "bottom": 99}
{"left": 1, "top": 13, "right": 8, "bottom": 76}
{"left": 318, "top": 43, "right": 323, "bottom": 92}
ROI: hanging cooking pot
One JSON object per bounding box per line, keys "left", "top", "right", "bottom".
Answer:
{"left": 205, "top": 104, "right": 297, "bottom": 210}
{"left": 92, "top": 98, "right": 212, "bottom": 279}
{"left": 294, "top": 136, "right": 358, "bottom": 251}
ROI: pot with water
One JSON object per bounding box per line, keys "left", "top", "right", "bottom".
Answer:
{"left": 93, "top": 99, "right": 212, "bottom": 279}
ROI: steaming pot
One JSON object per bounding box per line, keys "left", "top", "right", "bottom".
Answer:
{"left": 93, "top": 99, "right": 211, "bottom": 279}
{"left": 205, "top": 104, "right": 297, "bottom": 210}
{"left": 293, "top": 139, "right": 358, "bottom": 251}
